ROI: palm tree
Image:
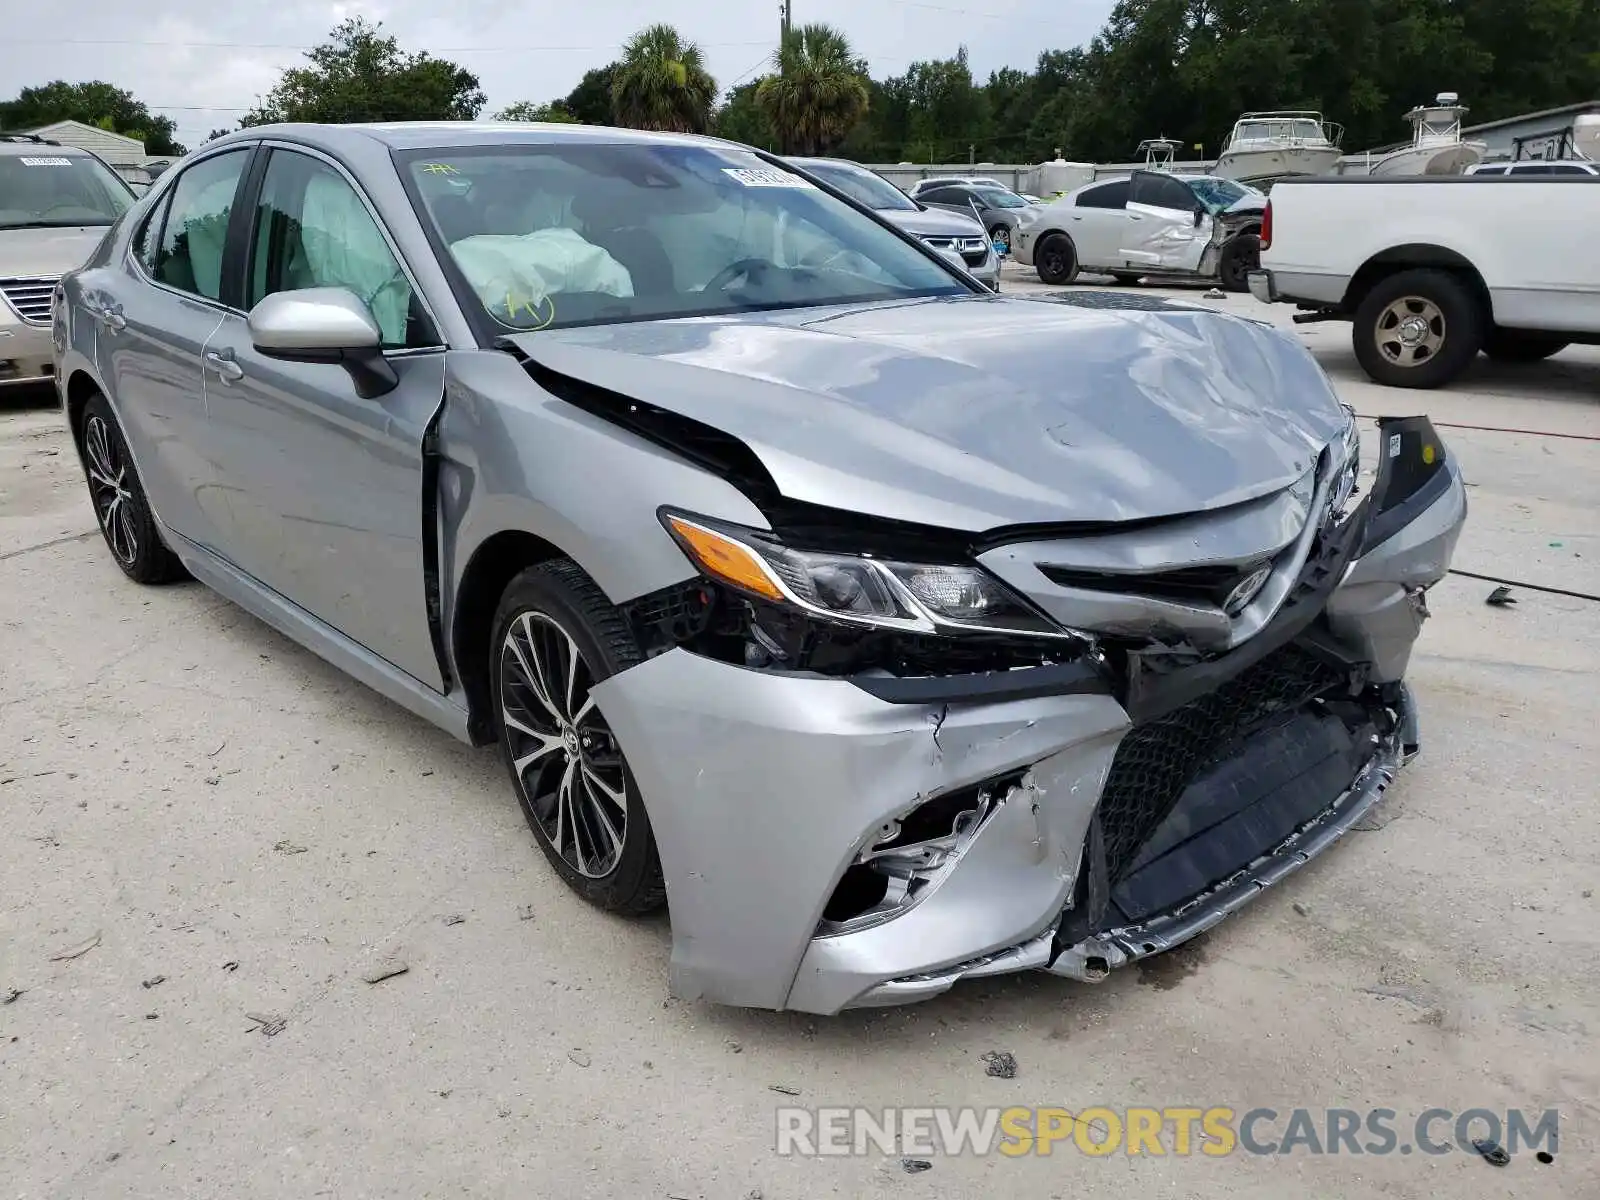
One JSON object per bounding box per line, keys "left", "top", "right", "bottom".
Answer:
{"left": 610, "top": 24, "right": 717, "bottom": 133}
{"left": 756, "top": 24, "right": 870, "bottom": 156}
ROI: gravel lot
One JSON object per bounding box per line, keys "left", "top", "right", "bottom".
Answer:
{"left": 3, "top": 274, "right": 1597, "bottom": 1199}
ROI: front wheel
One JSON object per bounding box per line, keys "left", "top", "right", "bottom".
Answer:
{"left": 490, "top": 559, "right": 666, "bottom": 915}
{"left": 1483, "top": 329, "right": 1570, "bottom": 362}
{"left": 79, "top": 393, "right": 187, "bottom": 584}
{"left": 1219, "top": 234, "right": 1259, "bottom": 292}
{"left": 1352, "top": 268, "right": 1485, "bottom": 389}
{"left": 1034, "top": 233, "right": 1078, "bottom": 285}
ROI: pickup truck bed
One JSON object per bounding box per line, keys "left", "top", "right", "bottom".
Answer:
{"left": 1249, "top": 175, "right": 1600, "bottom": 388}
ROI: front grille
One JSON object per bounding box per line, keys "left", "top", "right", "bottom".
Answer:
{"left": 1039, "top": 560, "right": 1272, "bottom": 609}
{"left": 1097, "top": 643, "right": 1347, "bottom": 881}
{"left": 921, "top": 235, "right": 988, "bottom": 266}
{"left": 0, "top": 276, "right": 56, "bottom": 326}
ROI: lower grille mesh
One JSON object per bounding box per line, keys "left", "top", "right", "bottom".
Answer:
{"left": 1098, "top": 644, "right": 1347, "bottom": 881}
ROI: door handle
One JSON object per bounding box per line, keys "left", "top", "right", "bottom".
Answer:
{"left": 86, "top": 302, "right": 126, "bottom": 331}
{"left": 204, "top": 350, "right": 244, "bottom": 383}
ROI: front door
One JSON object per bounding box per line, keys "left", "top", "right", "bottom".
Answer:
{"left": 1121, "top": 172, "right": 1211, "bottom": 272}
{"left": 97, "top": 147, "right": 253, "bottom": 546}
{"left": 1063, "top": 178, "right": 1132, "bottom": 270}
{"left": 200, "top": 145, "right": 449, "bottom": 690}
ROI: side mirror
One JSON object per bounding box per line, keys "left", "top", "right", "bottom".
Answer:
{"left": 247, "top": 287, "right": 398, "bottom": 399}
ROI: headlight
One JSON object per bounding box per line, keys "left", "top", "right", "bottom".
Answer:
{"left": 661, "top": 512, "right": 1071, "bottom": 639}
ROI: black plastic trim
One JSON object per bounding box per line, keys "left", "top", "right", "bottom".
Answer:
{"left": 846, "top": 658, "right": 1111, "bottom": 705}
{"left": 1361, "top": 462, "right": 1451, "bottom": 554}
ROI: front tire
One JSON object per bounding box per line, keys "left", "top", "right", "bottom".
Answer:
{"left": 1353, "top": 268, "right": 1485, "bottom": 389}
{"left": 1483, "top": 328, "right": 1570, "bottom": 362}
{"left": 1219, "top": 234, "right": 1259, "bottom": 292}
{"left": 1034, "top": 233, "right": 1078, "bottom": 285}
{"left": 490, "top": 559, "right": 666, "bottom": 916}
{"left": 79, "top": 393, "right": 186, "bottom": 584}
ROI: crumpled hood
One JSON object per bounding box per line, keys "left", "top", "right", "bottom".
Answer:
{"left": 880, "top": 206, "right": 986, "bottom": 239}
{"left": 510, "top": 294, "right": 1347, "bottom": 531}
{"left": 0, "top": 225, "right": 109, "bottom": 279}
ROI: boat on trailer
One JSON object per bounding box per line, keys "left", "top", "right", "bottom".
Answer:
{"left": 1136, "top": 137, "right": 1182, "bottom": 171}
{"left": 1214, "top": 111, "right": 1343, "bottom": 184}
{"left": 1366, "top": 94, "right": 1486, "bottom": 176}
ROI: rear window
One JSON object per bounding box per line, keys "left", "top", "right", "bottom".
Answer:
{"left": 0, "top": 152, "right": 134, "bottom": 229}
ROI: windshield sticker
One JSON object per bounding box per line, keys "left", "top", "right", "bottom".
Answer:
{"left": 419, "top": 162, "right": 460, "bottom": 175}
{"left": 722, "top": 167, "right": 815, "bottom": 189}
{"left": 20, "top": 156, "right": 74, "bottom": 167}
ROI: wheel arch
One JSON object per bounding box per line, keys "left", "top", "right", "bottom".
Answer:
{"left": 1342, "top": 245, "right": 1490, "bottom": 315}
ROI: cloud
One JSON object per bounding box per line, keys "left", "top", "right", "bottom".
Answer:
{"left": 0, "top": 0, "right": 1116, "bottom": 148}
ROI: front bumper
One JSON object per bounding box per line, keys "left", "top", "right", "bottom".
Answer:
{"left": 0, "top": 318, "right": 55, "bottom": 387}
{"left": 591, "top": 446, "right": 1467, "bottom": 1014}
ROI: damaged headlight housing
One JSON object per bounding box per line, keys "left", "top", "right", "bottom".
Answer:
{"left": 661, "top": 511, "right": 1071, "bottom": 639}
{"left": 1329, "top": 406, "right": 1361, "bottom": 524}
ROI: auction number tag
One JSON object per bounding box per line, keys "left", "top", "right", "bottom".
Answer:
{"left": 1388, "top": 434, "right": 1402, "bottom": 458}
{"left": 722, "top": 167, "right": 815, "bottom": 189}
{"left": 20, "top": 157, "right": 73, "bottom": 167}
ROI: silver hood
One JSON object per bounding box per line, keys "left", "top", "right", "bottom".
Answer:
{"left": 511, "top": 295, "right": 1348, "bottom": 531}
{"left": 879, "top": 206, "right": 987, "bottom": 239}
{"left": 0, "top": 225, "right": 111, "bottom": 279}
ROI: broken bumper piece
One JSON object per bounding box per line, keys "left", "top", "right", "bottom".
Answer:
{"left": 589, "top": 429, "right": 1464, "bottom": 1015}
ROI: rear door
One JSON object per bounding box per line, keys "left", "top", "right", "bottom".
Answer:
{"left": 198, "top": 143, "right": 449, "bottom": 689}
{"left": 1065, "top": 178, "right": 1131, "bottom": 268}
{"left": 1122, "top": 172, "right": 1211, "bottom": 271}
{"left": 95, "top": 146, "right": 254, "bottom": 547}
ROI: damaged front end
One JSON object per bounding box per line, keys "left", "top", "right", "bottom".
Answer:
{"left": 591, "top": 410, "right": 1464, "bottom": 1013}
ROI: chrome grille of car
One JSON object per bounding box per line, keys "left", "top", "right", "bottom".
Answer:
{"left": 920, "top": 235, "right": 989, "bottom": 267}
{"left": 0, "top": 276, "right": 57, "bottom": 326}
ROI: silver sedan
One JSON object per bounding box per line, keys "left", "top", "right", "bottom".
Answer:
{"left": 55, "top": 122, "right": 1465, "bottom": 1013}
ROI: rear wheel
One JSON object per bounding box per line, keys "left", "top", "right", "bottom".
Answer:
{"left": 1034, "top": 233, "right": 1078, "bottom": 285}
{"left": 79, "top": 393, "right": 187, "bottom": 584}
{"left": 490, "top": 559, "right": 666, "bottom": 915}
{"left": 1353, "top": 268, "right": 1485, "bottom": 389}
{"left": 1219, "top": 234, "right": 1259, "bottom": 292}
{"left": 1482, "top": 328, "right": 1570, "bottom": 362}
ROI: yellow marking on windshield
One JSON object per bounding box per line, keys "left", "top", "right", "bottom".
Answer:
{"left": 420, "top": 163, "right": 459, "bottom": 175}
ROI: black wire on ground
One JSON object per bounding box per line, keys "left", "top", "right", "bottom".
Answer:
{"left": 1447, "top": 569, "right": 1600, "bottom": 604}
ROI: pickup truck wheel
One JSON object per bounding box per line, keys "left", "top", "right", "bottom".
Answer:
{"left": 1219, "top": 234, "right": 1259, "bottom": 292}
{"left": 1034, "top": 233, "right": 1078, "bottom": 285}
{"left": 1354, "top": 269, "right": 1484, "bottom": 389}
{"left": 490, "top": 559, "right": 667, "bottom": 916}
{"left": 1483, "top": 329, "right": 1570, "bottom": 362}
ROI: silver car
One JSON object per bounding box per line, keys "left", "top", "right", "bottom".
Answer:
{"left": 785, "top": 157, "right": 999, "bottom": 290}
{"left": 56, "top": 123, "right": 1466, "bottom": 1014}
{"left": 1, "top": 135, "right": 135, "bottom": 390}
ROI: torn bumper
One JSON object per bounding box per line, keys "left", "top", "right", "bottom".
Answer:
{"left": 590, "top": 432, "right": 1466, "bottom": 1015}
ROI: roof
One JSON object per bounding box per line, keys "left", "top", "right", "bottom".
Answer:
{"left": 0, "top": 137, "right": 96, "bottom": 158}
{"left": 210, "top": 121, "right": 731, "bottom": 153}
{"left": 1462, "top": 100, "right": 1600, "bottom": 135}
{"left": 23, "top": 119, "right": 145, "bottom": 150}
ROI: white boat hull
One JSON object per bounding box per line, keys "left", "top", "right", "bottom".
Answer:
{"left": 1213, "top": 144, "right": 1342, "bottom": 183}
{"left": 1369, "top": 140, "right": 1486, "bottom": 177}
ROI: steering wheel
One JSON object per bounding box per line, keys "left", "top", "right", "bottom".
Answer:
{"left": 704, "top": 257, "right": 773, "bottom": 293}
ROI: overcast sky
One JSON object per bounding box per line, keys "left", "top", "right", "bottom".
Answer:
{"left": 2, "top": 0, "right": 1116, "bottom": 148}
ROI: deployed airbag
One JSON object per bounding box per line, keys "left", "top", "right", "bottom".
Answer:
{"left": 449, "top": 229, "right": 634, "bottom": 325}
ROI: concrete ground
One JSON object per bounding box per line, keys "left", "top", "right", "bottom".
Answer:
{"left": 2, "top": 275, "right": 1597, "bottom": 1200}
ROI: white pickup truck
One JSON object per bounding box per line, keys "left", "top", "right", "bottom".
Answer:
{"left": 1248, "top": 175, "right": 1600, "bottom": 388}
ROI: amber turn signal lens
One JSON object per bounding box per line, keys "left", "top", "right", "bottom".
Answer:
{"left": 664, "top": 517, "right": 786, "bottom": 602}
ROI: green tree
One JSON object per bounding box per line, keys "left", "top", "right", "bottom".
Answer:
{"left": 755, "top": 24, "right": 871, "bottom": 155}
{"left": 899, "top": 49, "right": 989, "bottom": 162}
{"left": 494, "top": 101, "right": 578, "bottom": 122}
{"left": 242, "top": 17, "right": 484, "bottom": 125}
{"left": 561, "top": 65, "right": 620, "bottom": 125}
{"left": 715, "top": 80, "right": 776, "bottom": 148}
{"left": 610, "top": 24, "right": 717, "bottom": 133}
{"left": 0, "top": 80, "right": 185, "bottom": 155}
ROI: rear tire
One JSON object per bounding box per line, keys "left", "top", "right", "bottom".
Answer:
{"left": 79, "top": 392, "right": 187, "bottom": 584}
{"left": 1034, "top": 233, "right": 1078, "bottom": 285}
{"left": 1352, "top": 268, "right": 1485, "bottom": 389}
{"left": 490, "top": 559, "right": 666, "bottom": 916}
{"left": 1219, "top": 234, "right": 1259, "bottom": 293}
{"left": 1482, "top": 329, "right": 1570, "bottom": 362}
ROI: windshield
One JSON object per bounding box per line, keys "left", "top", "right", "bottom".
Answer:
{"left": 1185, "top": 177, "right": 1253, "bottom": 212}
{"left": 0, "top": 152, "right": 134, "bottom": 229}
{"left": 972, "top": 186, "right": 1028, "bottom": 209}
{"left": 404, "top": 143, "right": 968, "bottom": 332}
{"left": 800, "top": 162, "right": 917, "bottom": 212}
{"left": 1233, "top": 119, "right": 1326, "bottom": 145}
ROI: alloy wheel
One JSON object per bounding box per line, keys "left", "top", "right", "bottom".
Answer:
{"left": 83, "top": 415, "right": 138, "bottom": 565}
{"left": 498, "top": 610, "right": 630, "bottom": 878}
{"left": 1374, "top": 296, "right": 1446, "bottom": 367}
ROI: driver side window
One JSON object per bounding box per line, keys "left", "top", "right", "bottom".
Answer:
{"left": 246, "top": 150, "right": 421, "bottom": 347}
